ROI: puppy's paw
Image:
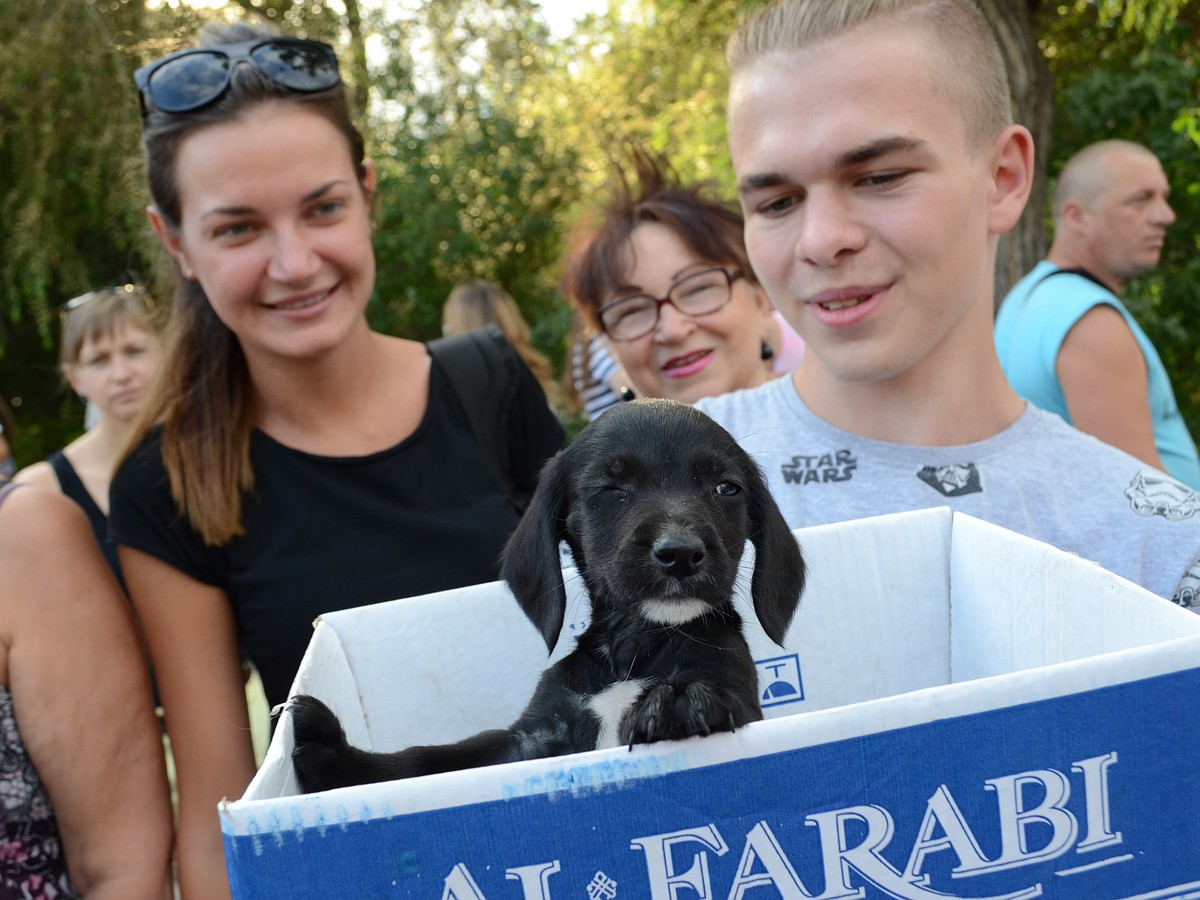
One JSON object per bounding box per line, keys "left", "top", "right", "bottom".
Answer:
{"left": 620, "top": 682, "right": 746, "bottom": 747}
{"left": 290, "top": 694, "right": 356, "bottom": 793}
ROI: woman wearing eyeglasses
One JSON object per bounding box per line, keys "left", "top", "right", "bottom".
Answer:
{"left": 561, "top": 150, "right": 803, "bottom": 406}
{"left": 15, "top": 285, "right": 163, "bottom": 588}
{"left": 111, "top": 23, "right": 563, "bottom": 898}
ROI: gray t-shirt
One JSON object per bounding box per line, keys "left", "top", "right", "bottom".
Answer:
{"left": 697, "top": 375, "right": 1200, "bottom": 607}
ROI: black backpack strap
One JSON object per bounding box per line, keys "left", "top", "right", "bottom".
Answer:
{"left": 428, "top": 323, "right": 526, "bottom": 512}
{"left": 1031, "top": 266, "right": 1111, "bottom": 293}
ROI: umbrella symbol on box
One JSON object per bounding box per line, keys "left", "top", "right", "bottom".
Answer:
{"left": 756, "top": 653, "right": 804, "bottom": 708}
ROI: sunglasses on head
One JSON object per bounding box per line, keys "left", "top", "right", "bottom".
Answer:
{"left": 59, "top": 284, "right": 152, "bottom": 319}
{"left": 134, "top": 37, "right": 340, "bottom": 119}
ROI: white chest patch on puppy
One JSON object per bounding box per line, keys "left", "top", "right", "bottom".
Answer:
{"left": 639, "top": 598, "right": 710, "bottom": 626}
{"left": 588, "top": 679, "right": 647, "bottom": 749}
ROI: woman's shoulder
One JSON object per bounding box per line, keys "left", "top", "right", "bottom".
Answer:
{"left": 110, "top": 427, "right": 170, "bottom": 498}
{"left": 12, "top": 459, "right": 59, "bottom": 493}
{"left": 0, "top": 487, "right": 92, "bottom": 554}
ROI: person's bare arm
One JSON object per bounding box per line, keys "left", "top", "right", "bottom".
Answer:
{"left": 120, "top": 545, "right": 259, "bottom": 900}
{"left": 1057, "top": 305, "right": 1165, "bottom": 471}
{"left": 11, "top": 459, "right": 61, "bottom": 492}
{"left": 2, "top": 489, "right": 173, "bottom": 899}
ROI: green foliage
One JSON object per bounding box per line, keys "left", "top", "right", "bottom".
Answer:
{"left": 368, "top": 109, "right": 578, "bottom": 345}
{"left": 359, "top": 0, "right": 580, "bottom": 384}
{"left": 0, "top": 0, "right": 147, "bottom": 329}
{"left": 532, "top": 0, "right": 765, "bottom": 208}
{"left": 0, "top": 0, "right": 155, "bottom": 460}
{"left": 1099, "top": 0, "right": 1189, "bottom": 37}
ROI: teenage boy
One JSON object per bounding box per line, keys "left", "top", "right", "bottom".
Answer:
{"left": 696, "top": 0, "right": 1200, "bottom": 606}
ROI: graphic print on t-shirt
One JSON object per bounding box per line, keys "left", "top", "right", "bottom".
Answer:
{"left": 1124, "top": 472, "right": 1200, "bottom": 521}
{"left": 1173, "top": 558, "right": 1200, "bottom": 610}
{"left": 916, "top": 463, "right": 982, "bottom": 497}
{"left": 780, "top": 450, "right": 857, "bottom": 486}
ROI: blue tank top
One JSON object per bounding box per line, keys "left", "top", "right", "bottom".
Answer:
{"left": 995, "top": 261, "right": 1200, "bottom": 489}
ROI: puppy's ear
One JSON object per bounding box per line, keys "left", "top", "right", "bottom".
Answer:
{"left": 745, "top": 462, "right": 805, "bottom": 645}
{"left": 501, "top": 450, "right": 571, "bottom": 651}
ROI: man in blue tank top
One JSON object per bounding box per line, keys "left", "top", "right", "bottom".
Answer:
{"left": 995, "top": 140, "right": 1199, "bottom": 488}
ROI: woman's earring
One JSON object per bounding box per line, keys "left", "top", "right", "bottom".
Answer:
{"left": 618, "top": 385, "right": 636, "bottom": 402}
{"left": 760, "top": 340, "right": 776, "bottom": 362}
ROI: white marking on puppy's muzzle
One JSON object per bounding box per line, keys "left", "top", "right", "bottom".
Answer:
{"left": 639, "top": 598, "right": 710, "bottom": 626}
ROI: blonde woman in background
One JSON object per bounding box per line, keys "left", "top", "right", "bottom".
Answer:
{"left": 17, "top": 284, "right": 163, "bottom": 584}
{"left": 443, "top": 279, "right": 560, "bottom": 406}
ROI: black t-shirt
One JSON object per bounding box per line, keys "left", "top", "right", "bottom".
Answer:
{"left": 109, "top": 351, "right": 564, "bottom": 707}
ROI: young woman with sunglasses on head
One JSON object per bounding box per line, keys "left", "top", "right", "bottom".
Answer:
{"left": 16, "top": 285, "right": 163, "bottom": 588}
{"left": 112, "top": 23, "right": 563, "bottom": 898}
{"left": 561, "top": 150, "right": 803, "bottom": 407}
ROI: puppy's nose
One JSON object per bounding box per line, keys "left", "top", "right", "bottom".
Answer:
{"left": 653, "top": 534, "right": 706, "bottom": 578}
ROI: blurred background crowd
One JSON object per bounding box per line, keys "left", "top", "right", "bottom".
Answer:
{"left": 2, "top": 0, "right": 1198, "bottom": 456}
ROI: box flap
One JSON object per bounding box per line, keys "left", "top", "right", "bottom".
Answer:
{"left": 949, "top": 513, "right": 1200, "bottom": 682}
{"left": 760, "top": 507, "right": 953, "bottom": 714}
{"left": 294, "top": 578, "right": 557, "bottom": 752}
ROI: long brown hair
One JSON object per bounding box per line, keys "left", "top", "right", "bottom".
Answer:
{"left": 131, "top": 22, "right": 368, "bottom": 545}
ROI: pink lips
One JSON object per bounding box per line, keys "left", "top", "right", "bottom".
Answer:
{"left": 807, "top": 284, "right": 888, "bottom": 329}
{"left": 662, "top": 349, "right": 714, "bottom": 379}
{"left": 268, "top": 284, "right": 337, "bottom": 318}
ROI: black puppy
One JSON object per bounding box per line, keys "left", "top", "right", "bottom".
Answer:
{"left": 291, "top": 398, "right": 805, "bottom": 792}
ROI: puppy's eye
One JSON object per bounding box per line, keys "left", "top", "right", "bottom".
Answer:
{"left": 714, "top": 482, "right": 740, "bottom": 496}
{"left": 599, "top": 485, "right": 631, "bottom": 501}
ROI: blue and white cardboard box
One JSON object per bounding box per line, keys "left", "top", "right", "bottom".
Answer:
{"left": 221, "top": 508, "right": 1200, "bottom": 899}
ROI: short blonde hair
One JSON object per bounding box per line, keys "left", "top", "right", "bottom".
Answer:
{"left": 727, "top": 0, "right": 1012, "bottom": 150}
{"left": 59, "top": 284, "right": 162, "bottom": 368}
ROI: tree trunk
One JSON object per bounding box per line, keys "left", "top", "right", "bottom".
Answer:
{"left": 342, "top": 0, "right": 371, "bottom": 122}
{"left": 977, "top": 0, "right": 1055, "bottom": 307}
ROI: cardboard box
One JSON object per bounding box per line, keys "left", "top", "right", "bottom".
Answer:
{"left": 222, "top": 509, "right": 1200, "bottom": 899}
